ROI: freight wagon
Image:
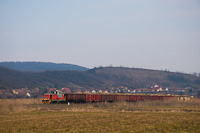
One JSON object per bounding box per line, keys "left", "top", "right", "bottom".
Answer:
{"left": 102, "top": 94, "right": 117, "bottom": 102}
{"left": 85, "top": 94, "right": 102, "bottom": 103}
{"left": 63, "top": 94, "right": 102, "bottom": 103}
{"left": 64, "top": 94, "right": 85, "bottom": 103}
{"left": 42, "top": 90, "right": 188, "bottom": 104}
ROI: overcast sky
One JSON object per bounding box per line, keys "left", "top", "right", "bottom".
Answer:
{"left": 0, "top": 0, "right": 200, "bottom": 73}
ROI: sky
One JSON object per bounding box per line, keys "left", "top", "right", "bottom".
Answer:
{"left": 0, "top": 0, "right": 200, "bottom": 73}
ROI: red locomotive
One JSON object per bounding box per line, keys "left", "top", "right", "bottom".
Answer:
{"left": 42, "top": 90, "right": 65, "bottom": 104}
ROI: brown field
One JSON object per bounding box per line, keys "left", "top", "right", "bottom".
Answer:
{"left": 0, "top": 98, "right": 200, "bottom": 132}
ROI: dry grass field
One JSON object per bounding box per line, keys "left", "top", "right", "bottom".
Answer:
{"left": 0, "top": 98, "right": 200, "bottom": 132}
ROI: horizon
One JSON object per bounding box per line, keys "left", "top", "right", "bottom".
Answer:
{"left": 1, "top": 61, "right": 200, "bottom": 75}
{"left": 1, "top": 0, "right": 200, "bottom": 73}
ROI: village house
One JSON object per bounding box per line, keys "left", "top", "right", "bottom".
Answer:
{"left": 91, "top": 90, "right": 96, "bottom": 93}
{"left": 151, "top": 84, "right": 162, "bottom": 92}
{"left": 98, "top": 90, "right": 103, "bottom": 93}
{"left": 26, "top": 92, "right": 31, "bottom": 97}
{"left": 61, "top": 88, "right": 71, "bottom": 93}
{"left": 103, "top": 90, "right": 108, "bottom": 93}
{"left": 12, "top": 89, "right": 27, "bottom": 97}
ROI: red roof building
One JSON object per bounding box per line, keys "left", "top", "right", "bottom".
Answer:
{"left": 47, "top": 88, "right": 57, "bottom": 92}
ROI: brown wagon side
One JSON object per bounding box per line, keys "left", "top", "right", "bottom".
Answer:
{"left": 129, "top": 95, "right": 142, "bottom": 102}
{"left": 64, "top": 94, "right": 86, "bottom": 103}
{"left": 116, "top": 94, "right": 129, "bottom": 101}
{"left": 102, "top": 94, "right": 117, "bottom": 102}
{"left": 85, "top": 94, "right": 102, "bottom": 102}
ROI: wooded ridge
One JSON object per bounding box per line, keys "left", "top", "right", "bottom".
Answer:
{"left": 0, "top": 66, "right": 200, "bottom": 90}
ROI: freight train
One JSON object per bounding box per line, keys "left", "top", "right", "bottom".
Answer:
{"left": 42, "top": 90, "right": 189, "bottom": 104}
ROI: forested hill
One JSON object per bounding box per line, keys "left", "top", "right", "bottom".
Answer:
{"left": 88, "top": 67, "right": 200, "bottom": 89}
{"left": 0, "top": 62, "right": 88, "bottom": 72}
{"left": 0, "top": 66, "right": 200, "bottom": 90}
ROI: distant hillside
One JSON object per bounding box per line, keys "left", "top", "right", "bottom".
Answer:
{"left": 0, "top": 66, "right": 200, "bottom": 90}
{"left": 88, "top": 67, "right": 200, "bottom": 89}
{"left": 0, "top": 62, "right": 88, "bottom": 72}
{"left": 0, "top": 66, "right": 103, "bottom": 90}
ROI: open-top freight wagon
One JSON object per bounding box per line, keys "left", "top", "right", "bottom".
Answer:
{"left": 42, "top": 90, "right": 189, "bottom": 104}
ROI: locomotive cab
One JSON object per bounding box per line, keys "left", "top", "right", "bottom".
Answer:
{"left": 42, "top": 90, "right": 65, "bottom": 104}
